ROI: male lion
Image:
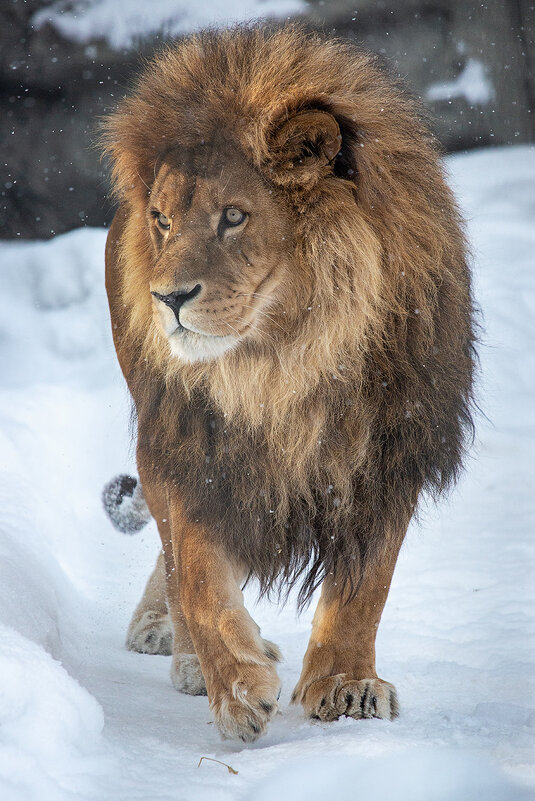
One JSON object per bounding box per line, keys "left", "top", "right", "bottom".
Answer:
{"left": 102, "top": 24, "right": 475, "bottom": 742}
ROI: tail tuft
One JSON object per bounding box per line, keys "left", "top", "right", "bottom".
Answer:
{"left": 102, "top": 474, "right": 151, "bottom": 534}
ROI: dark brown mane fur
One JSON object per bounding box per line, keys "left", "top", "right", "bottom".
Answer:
{"left": 102, "top": 24, "right": 476, "bottom": 607}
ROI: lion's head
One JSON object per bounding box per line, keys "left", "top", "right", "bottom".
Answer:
{"left": 141, "top": 104, "right": 352, "bottom": 365}
{"left": 101, "top": 27, "right": 403, "bottom": 410}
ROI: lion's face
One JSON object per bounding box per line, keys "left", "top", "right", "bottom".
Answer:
{"left": 146, "top": 137, "right": 294, "bottom": 363}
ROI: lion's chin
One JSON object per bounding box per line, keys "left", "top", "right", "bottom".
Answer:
{"left": 167, "top": 328, "right": 238, "bottom": 363}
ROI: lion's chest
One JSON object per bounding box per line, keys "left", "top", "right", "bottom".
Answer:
{"left": 138, "top": 387, "right": 326, "bottom": 548}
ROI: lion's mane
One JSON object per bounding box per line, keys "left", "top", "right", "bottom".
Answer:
{"left": 103, "top": 25, "right": 476, "bottom": 605}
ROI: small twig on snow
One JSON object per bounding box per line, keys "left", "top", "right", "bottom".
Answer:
{"left": 197, "top": 756, "right": 238, "bottom": 775}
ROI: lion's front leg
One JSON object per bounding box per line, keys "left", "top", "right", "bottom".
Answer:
{"left": 169, "top": 497, "right": 281, "bottom": 742}
{"left": 292, "top": 545, "right": 401, "bottom": 722}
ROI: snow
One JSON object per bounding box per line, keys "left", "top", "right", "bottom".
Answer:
{"left": 1, "top": 145, "right": 534, "bottom": 799}
{"left": 33, "top": 0, "right": 305, "bottom": 50}
{"left": 426, "top": 58, "right": 494, "bottom": 105}
{"left": 250, "top": 750, "right": 531, "bottom": 801}
{"left": 0, "top": 628, "right": 107, "bottom": 801}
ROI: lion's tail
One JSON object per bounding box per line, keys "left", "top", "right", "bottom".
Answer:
{"left": 102, "top": 474, "right": 151, "bottom": 534}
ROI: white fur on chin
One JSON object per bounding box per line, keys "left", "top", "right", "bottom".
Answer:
{"left": 168, "top": 329, "right": 238, "bottom": 362}
{"left": 155, "top": 299, "right": 239, "bottom": 362}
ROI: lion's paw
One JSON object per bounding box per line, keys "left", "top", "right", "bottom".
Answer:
{"left": 126, "top": 610, "right": 173, "bottom": 656}
{"left": 211, "top": 663, "right": 280, "bottom": 742}
{"left": 171, "top": 652, "right": 207, "bottom": 696}
{"left": 297, "top": 674, "right": 398, "bottom": 722}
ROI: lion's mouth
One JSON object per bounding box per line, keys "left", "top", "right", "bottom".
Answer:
{"left": 166, "top": 324, "right": 239, "bottom": 363}
{"left": 152, "top": 292, "right": 247, "bottom": 362}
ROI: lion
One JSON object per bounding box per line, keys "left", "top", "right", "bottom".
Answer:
{"left": 101, "top": 24, "right": 475, "bottom": 742}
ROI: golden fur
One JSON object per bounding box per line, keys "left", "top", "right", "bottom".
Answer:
{"left": 102, "top": 24, "right": 476, "bottom": 740}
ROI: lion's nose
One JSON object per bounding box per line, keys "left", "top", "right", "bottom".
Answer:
{"left": 151, "top": 284, "right": 202, "bottom": 325}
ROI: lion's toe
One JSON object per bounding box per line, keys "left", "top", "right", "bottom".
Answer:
{"left": 300, "top": 673, "right": 346, "bottom": 722}
{"left": 337, "top": 677, "right": 398, "bottom": 720}
{"left": 126, "top": 610, "right": 173, "bottom": 655}
{"left": 211, "top": 664, "right": 280, "bottom": 742}
{"left": 214, "top": 690, "right": 279, "bottom": 743}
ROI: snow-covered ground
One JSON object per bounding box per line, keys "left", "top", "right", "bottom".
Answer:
{"left": 0, "top": 146, "right": 534, "bottom": 800}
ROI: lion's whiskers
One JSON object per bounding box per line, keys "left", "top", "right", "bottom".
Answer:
{"left": 236, "top": 292, "right": 275, "bottom": 302}
{"left": 221, "top": 320, "right": 242, "bottom": 339}
{"left": 237, "top": 303, "right": 286, "bottom": 332}
{"left": 233, "top": 316, "right": 277, "bottom": 346}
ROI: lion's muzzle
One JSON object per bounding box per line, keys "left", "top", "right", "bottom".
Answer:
{"left": 151, "top": 283, "right": 239, "bottom": 362}
{"left": 151, "top": 284, "right": 202, "bottom": 328}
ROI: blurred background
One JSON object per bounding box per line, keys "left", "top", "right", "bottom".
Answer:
{"left": 1, "top": 0, "right": 534, "bottom": 240}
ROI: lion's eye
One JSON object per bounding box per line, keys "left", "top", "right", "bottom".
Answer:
{"left": 154, "top": 212, "right": 171, "bottom": 231}
{"left": 223, "top": 207, "right": 246, "bottom": 227}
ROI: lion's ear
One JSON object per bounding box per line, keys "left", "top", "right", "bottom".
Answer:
{"left": 268, "top": 110, "right": 342, "bottom": 186}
